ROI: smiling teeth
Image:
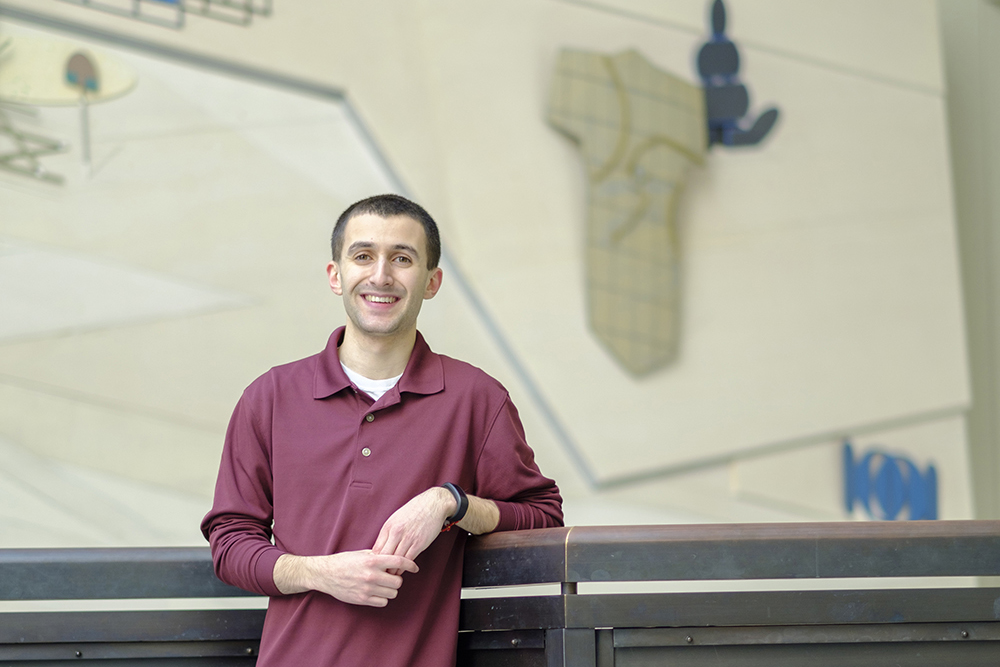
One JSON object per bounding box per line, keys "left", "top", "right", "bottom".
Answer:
{"left": 366, "top": 295, "right": 396, "bottom": 303}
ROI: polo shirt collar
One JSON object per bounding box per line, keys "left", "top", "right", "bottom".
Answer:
{"left": 313, "top": 326, "right": 443, "bottom": 400}
{"left": 398, "top": 331, "right": 444, "bottom": 396}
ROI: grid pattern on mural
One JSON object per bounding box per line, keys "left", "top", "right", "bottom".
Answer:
{"left": 57, "top": 0, "right": 272, "bottom": 29}
{"left": 548, "top": 49, "right": 706, "bottom": 375}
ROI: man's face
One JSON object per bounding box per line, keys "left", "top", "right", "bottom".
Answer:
{"left": 327, "top": 213, "right": 442, "bottom": 340}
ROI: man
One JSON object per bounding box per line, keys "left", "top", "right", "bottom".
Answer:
{"left": 201, "top": 194, "right": 563, "bottom": 667}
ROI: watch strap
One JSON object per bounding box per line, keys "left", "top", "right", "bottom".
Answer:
{"left": 441, "top": 482, "right": 469, "bottom": 531}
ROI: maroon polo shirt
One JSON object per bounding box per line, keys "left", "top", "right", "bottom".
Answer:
{"left": 201, "top": 328, "right": 563, "bottom": 667}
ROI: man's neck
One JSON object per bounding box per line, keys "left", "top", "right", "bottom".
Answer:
{"left": 338, "top": 325, "right": 416, "bottom": 380}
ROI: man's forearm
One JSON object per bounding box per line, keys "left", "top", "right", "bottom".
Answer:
{"left": 272, "top": 551, "right": 418, "bottom": 606}
{"left": 416, "top": 486, "right": 499, "bottom": 535}
{"left": 273, "top": 553, "right": 311, "bottom": 594}
{"left": 455, "top": 494, "right": 499, "bottom": 534}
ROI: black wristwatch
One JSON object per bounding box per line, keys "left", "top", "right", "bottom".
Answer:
{"left": 441, "top": 483, "right": 469, "bottom": 531}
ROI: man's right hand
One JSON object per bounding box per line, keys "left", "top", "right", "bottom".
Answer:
{"left": 273, "top": 550, "right": 418, "bottom": 607}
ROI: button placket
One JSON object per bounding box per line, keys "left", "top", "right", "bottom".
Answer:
{"left": 359, "top": 411, "right": 376, "bottom": 461}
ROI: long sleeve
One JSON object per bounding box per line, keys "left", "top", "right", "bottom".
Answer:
{"left": 474, "top": 395, "right": 564, "bottom": 532}
{"left": 200, "top": 379, "right": 285, "bottom": 597}
{"left": 197, "top": 334, "right": 562, "bottom": 667}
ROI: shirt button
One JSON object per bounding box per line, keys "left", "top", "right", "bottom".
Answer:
{"left": 362, "top": 447, "right": 372, "bottom": 457}
{"left": 365, "top": 414, "right": 375, "bottom": 422}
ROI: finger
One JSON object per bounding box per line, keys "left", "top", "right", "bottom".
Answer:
{"left": 379, "top": 555, "right": 418, "bottom": 574}
{"left": 388, "top": 538, "right": 412, "bottom": 558}
{"left": 377, "top": 526, "right": 403, "bottom": 557}
{"left": 403, "top": 542, "right": 427, "bottom": 563}
{"left": 394, "top": 527, "right": 430, "bottom": 558}
{"left": 367, "top": 583, "right": 400, "bottom": 600}
{"left": 372, "top": 525, "right": 391, "bottom": 554}
{"left": 373, "top": 572, "right": 404, "bottom": 590}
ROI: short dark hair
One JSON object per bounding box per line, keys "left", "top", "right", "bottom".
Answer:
{"left": 331, "top": 194, "right": 441, "bottom": 269}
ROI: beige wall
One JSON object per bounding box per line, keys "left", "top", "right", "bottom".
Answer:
{"left": 939, "top": 0, "right": 1000, "bottom": 520}
{"left": 0, "top": 0, "right": 974, "bottom": 546}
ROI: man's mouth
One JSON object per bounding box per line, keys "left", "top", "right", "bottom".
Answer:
{"left": 364, "top": 295, "right": 399, "bottom": 304}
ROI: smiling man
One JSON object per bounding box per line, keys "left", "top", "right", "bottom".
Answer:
{"left": 201, "top": 194, "right": 563, "bottom": 667}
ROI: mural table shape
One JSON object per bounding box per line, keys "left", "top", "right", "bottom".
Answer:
{"left": 0, "top": 35, "right": 136, "bottom": 182}
{"left": 548, "top": 49, "right": 706, "bottom": 376}
{"left": 0, "top": 37, "right": 65, "bottom": 184}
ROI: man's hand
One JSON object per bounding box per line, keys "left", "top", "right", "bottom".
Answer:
{"left": 272, "top": 488, "right": 499, "bottom": 604}
{"left": 273, "top": 551, "right": 418, "bottom": 607}
{"left": 372, "top": 487, "right": 454, "bottom": 567}
{"left": 372, "top": 488, "right": 502, "bottom": 575}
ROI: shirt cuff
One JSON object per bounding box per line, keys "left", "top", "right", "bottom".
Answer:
{"left": 253, "top": 545, "right": 285, "bottom": 597}
{"left": 492, "top": 500, "right": 526, "bottom": 532}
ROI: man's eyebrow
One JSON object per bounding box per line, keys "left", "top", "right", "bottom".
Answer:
{"left": 392, "top": 243, "right": 420, "bottom": 257}
{"left": 346, "top": 241, "right": 375, "bottom": 255}
{"left": 346, "top": 241, "right": 421, "bottom": 258}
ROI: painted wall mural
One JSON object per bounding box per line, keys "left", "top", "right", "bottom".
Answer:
{"left": 548, "top": 0, "right": 779, "bottom": 376}
{"left": 0, "top": 33, "right": 136, "bottom": 183}
{"left": 0, "top": 37, "right": 65, "bottom": 184}
{"left": 843, "top": 440, "right": 938, "bottom": 521}
{"left": 56, "top": 0, "right": 272, "bottom": 30}
{"left": 548, "top": 50, "right": 705, "bottom": 376}
{"left": 699, "top": 0, "right": 779, "bottom": 146}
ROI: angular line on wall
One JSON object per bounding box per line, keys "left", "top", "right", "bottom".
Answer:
{"left": 0, "top": 3, "right": 964, "bottom": 494}
{"left": 550, "top": 0, "right": 944, "bottom": 97}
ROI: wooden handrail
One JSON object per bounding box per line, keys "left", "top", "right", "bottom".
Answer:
{"left": 462, "top": 520, "right": 1000, "bottom": 587}
{"left": 3, "top": 520, "right": 999, "bottom": 600}
{"left": 0, "top": 547, "right": 249, "bottom": 600}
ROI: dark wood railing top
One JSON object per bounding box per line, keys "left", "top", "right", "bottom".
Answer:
{"left": 461, "top": 520, "right": 1000, "bottom": 587}
{"left": 2, "top": 520, "right": 998, "bottom": 600}
{"left": 0, "top": 547, "right": 247, "bottom": 601}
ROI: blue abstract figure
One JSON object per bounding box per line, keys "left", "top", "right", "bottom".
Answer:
{"left": 65, "top": 52, "right": 99, "bottom": 93}
{"left": 697, "top": 0, "right": 779, "bottom": 146}
{"left": 843, "top": 440, "right": 938, "bottom": 521}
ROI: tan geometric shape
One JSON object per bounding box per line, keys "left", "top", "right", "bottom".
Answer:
{"left": 548, "top": 49, "right": 706, "bottom": 375}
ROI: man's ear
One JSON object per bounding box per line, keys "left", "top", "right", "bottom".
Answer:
{"left": 327, "top": 261, "right": 343, "bottom": 296}
{"left": 423, "top": 267, "right": 443, "bottom": 300}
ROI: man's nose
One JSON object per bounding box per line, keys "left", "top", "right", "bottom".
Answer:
{"left": 370, "top": 258, "right": 393, "bottom": 285}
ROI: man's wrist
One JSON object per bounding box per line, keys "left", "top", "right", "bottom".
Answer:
{"left": 440, "top": 483, "right": 469, "bottom": 530}
{"left": 439, "top": 486, "right": 458, "bottom": 515}
{"left": 274, "top": 554, "right": 312, "bottom": 595}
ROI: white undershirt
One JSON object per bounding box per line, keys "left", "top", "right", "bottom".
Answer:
{"left": 341, "top": 362, "right": 402, "bottom": 401}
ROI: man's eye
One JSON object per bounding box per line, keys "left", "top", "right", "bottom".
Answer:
{"left": 355, "top": 253, "right": 371, "bottom": 261}
{"left": 394, "top": 256, "right": 412, "bottom": 264}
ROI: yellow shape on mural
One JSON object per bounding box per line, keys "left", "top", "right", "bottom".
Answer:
{"left": 0, "top": 36, "right": 136, "bottom": 106}
{"left": 548, "top": 49, "right": 706, "bottom": 376}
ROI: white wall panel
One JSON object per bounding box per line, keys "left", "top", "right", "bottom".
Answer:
{"left": 411, "top": 0, "right": 967, "bottom": 482}
{"left": 0, "top": 1, "right": 972, "bottom": 536}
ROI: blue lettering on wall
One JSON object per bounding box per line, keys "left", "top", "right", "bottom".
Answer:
{"left": 843, "top": 440, "right": 938, "bottom": 520}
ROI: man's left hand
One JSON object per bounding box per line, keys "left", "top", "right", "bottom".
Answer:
{"left": 372, "top": 487, "right": 454, "bottom": 572}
